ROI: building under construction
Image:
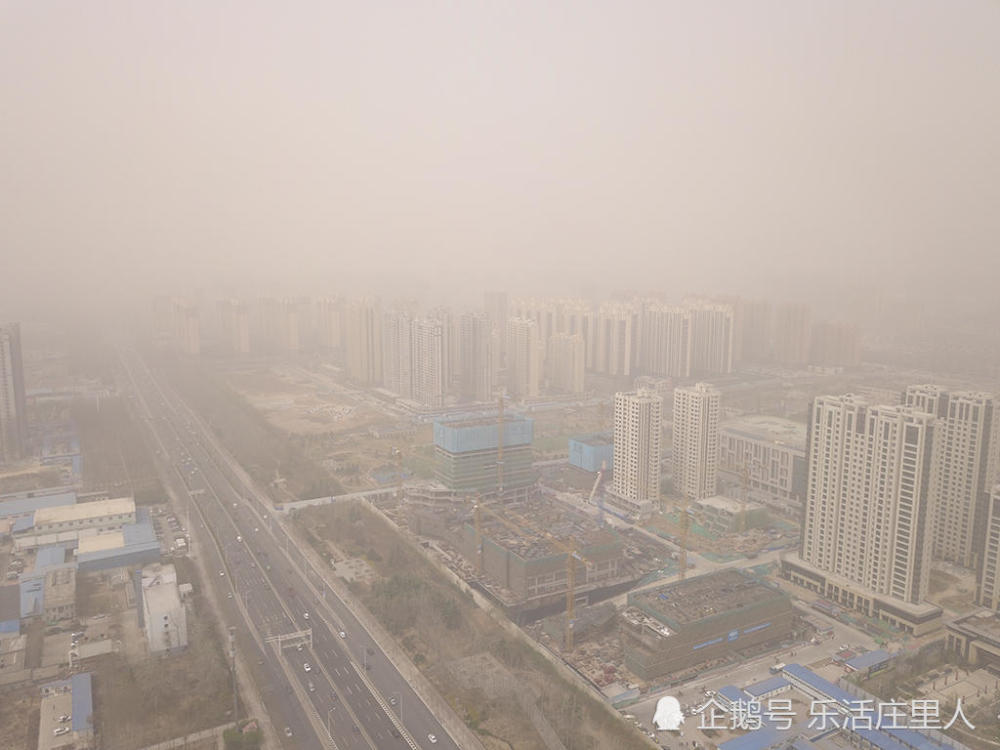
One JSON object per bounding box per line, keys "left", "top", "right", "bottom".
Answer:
{"left": 432, "top": 414, "right": 536, "bottom": 499}
{"left": 622, "top": 568, "right": 794, "bottom": 681}
{"left": 406, "top": 495, "right": 651, "bottom": 622}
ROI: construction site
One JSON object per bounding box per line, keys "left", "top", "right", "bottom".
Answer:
{"left": 399, "top": 494, "right": 675, "bottom": 623}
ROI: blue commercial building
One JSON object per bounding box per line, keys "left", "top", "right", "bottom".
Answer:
{"left": 77, "top": 508, "right": 160, "bottom": 573}
{"left": 568, "top": 433, "right": 613, "bottom": 474}
{"left": 0, "top": 489, "right": 76, "bottom": 521}
{"left": 433, "top": 415, "right": 535, "bottom": 497}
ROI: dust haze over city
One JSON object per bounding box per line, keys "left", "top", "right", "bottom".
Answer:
{"left": 2, "top": 3, "right": 1000, "bottom": 750}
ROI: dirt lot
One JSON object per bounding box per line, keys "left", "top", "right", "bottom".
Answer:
{"left": 297, "top": 502, "right": 651, "bottom": 750}
{"left": 73, "top": 396, "right": 165, "bottom": 504}
{"left": 0, "top": 686, "right": 40, "bottom": 750}
{"left": 92, "top": 560, "right": 233, "bottom": 750}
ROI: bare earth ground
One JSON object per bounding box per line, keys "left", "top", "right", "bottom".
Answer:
{"left": 296, "top": 502, "right": 650, "bottom": 750}
{"left": 91, "top": 558, "right": 234, "bottom": 750}
{"left": 0, "top": 687, "right": 39, "bottom": 750}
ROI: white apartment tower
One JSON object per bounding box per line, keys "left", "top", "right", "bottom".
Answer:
{"left": 381, "top": 310, "right": 413, "bottom": 399}
{"left": 506, "top": 318, "right": 541, "bottom": 400}
{"left": 904, "top": 385, "right": 995, "bottom": 568}
{"left": 612, "top": 390, "right": 663, "bottom": 514}
{"left": 547, "top": 333, "right": 585, "bottom": 394}
{"left": 641, "top": 304, "right": 692, "bottom": 378}
{"left": 801, "top": 396, "right": 936, "bottom": 605}
{"left": 458, "top": 312, "right": 495, "bottom": 402}
{"left": 976, "top": 485, "right": 1000, "bottom": 609}
{"left": 343, "top": 299, "right": 383, "bottom": 385}
{"left": 0, "top": 323, "right": 27, "bottom": 464}
{"left": 687, "top": 301, "right": 734, "bottom": 375}
{"left": 411, "top": 318, "right": 446, "bottom": 408}
{"left": 671, "top": 383, "right": 721, "bottom": 500}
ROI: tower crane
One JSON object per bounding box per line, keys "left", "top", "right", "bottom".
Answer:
{"left": 469, "top": 499, "right": 594, "bottom": 651}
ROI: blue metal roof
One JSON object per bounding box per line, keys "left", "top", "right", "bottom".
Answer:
{"left": 35, "top": 544, "right": 71, "bottom": 571}
{"left": 70, "top": 673, "right": 93, "bottom": 733}
{"left": 745, "top": 677, "right": 790, "bottom": 697}
{"left": 12, "top": 514, "right": 34, "bottom": 533}
{"left": 782, "top": 664, "right": 855, "bottom": 707}
{"left": 20, "top": 575, "right": 44, "bottom": 618}
{"left": 719, "top": 685, "right": 750, "bottom": 703}
{"left": 718, "top": 726, "right": 783, "bottom": 750}
{"left": 122, "top": 517, "right": 157, "bottom": 545}
{"left": 845, "top": 649, "right": 893, "bottom": 671}
{"left": 0, "top": 491, "right": 76, "bottom": 518}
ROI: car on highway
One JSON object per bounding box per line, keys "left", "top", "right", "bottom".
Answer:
{"left": 303, "top": 612, "right": 309, "bottom": 620}
{"left": 389, "top": 696, "right": 397, "bottom": 705}
{"left": 428, "top": 733, "right": 438, "bottom": 744}
{"left": 308, "top": 680, "right": 315, "bottom": 692}
{"left": 303, "top": 663, "right": 312, "bottom": 672}
{"left": 338, "top": 631, "right": 346, "bottom": 639}
{"left": 284, "top": 727, "right": 293, "bottom": 738}
{"left": 54, "top": 728, "right": 70, "bottom": 737}
{"left": 219, "top": 570, "right": 225, "bottom": 576}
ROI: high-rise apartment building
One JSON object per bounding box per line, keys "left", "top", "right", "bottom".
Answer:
{"left": 506, "top": 318, "right": 541, "bottom": 399}
{"left": 0, "top": 323, "right": 27, "bottom": 464}
{"left": 810, "top": 321, "right": 861, "bottom": 367}
{"left": 381, "top": 310, "right": 413, "bottom": 399}
{"left": 671, "top": 383, "right": 721, "bottom": 500}
{"left": 343, "top": 299, "right": 382, "bottom": 385}
{"left": 172, "top": 299, "right": 201, "bottom": 355}
{"left": 687, "top": 301, "right": 734, "bottom": 376}
{"left": 458, "top": 312, "right": 495, "bottom": 402}
{"left": 316, "top": 297, "right": 343, "bottom": 351}
{"left": 218, "top": 299, "right": 250, "bottom": 354}
{"left": 547, "top": 333, "right": 585, "bottom": 394}
{"left": 801, "top": 396, "right": 936, "bottom": 606}
{"left": 734, "top": 298, "right": 773, "bottom": 364}
{"left": 592, "top": 303, "right": 635, "bottom": 377}
{"left": 640, "top": 304, "right": 692, "bottom": 378}
{"left": 411, "top": 318, "right": 446, "bottom": 408}
{"left": 772, "top": 303, "right": 812, "bottom": 366}
{"left": 904, "top": 386, "right": 995, "bottom": 568}
{"left": 976, "top": 485, "right": 1000, "bottom": 609}
{"left": 484, "top": 291, "right": 509, "bottom": 366}
{"left": 611, "top": 390, "right": 663, "bottom": 519}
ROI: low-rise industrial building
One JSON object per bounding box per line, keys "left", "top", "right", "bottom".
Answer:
{"left": 38, "top": 672, "right": 95, "bottom": 750}
{"left": 433, "top": 415, "right": 535, "bottom": 499}
{"left": 76, "top": 509, "right": 160, "bottom": 572}
{"left": 141, "top": 563, "right": 187, "bottom": 653}
{"left": 14, "top": 497, "right": 136, "bottom": 550}
{"left": 622, "top": 569, "right": 794, "bottom": 681}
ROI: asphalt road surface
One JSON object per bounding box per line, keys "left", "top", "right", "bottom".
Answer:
{"left": 121, "top": 348, "right": 458, "bottom": 750}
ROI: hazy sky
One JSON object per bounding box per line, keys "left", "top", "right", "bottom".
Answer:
{"left": 2, "top": 1, "right": 999, "bottom": 317}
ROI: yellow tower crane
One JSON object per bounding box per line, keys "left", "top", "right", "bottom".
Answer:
{"left": 470, "top": 499, "right": 593, "bottom": 652}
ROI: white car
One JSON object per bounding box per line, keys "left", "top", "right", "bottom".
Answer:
{"left": 303, "top": 663, "right": 312, "bottom": 672}
{"left": 303, "top": 612, "right": 309, "bottom": 620}
{"left": 54, "top": 728, "right": 70, "bottom": 737}
{"left": 219, "top": 570, "right": 225, "bottom": 577}
{"left": 339, "top": 631, "right": 346, "bottom": 639}
{"left": 428, "top": 733, "right": 438, "bottom": 744}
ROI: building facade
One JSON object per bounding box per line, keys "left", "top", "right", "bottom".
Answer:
{"left": 611, "top": 390, "right": 663, "bottom": 518}
{"left": 904, "top": 385, "right": 995, "bottom": 568}
{"left": 719, "top": 416, "right": 807, "bottom": 502}
{"left": 433, "top": 415, "right": 535, "bottom": 498}
{"left": 547, "top": 333, "right": 585, "bottom": 394}
{"left": 506, "top": 318, "right": 542, "bottom": 400}
{"left": 672, "top": 383, "right": 721, "bottom": 501}
{"left": 0, "top": 323, "right": 27, "bottom": 464}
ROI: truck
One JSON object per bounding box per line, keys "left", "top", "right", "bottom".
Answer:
{"left": 769, "top": 663, "right": 785, "bottom": 674}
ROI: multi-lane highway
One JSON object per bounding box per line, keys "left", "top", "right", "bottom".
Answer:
{"left": 121, "top": 349, "right": 460, "bottom": 750}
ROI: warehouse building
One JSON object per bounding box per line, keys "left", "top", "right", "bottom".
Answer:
{"left": 76, "top": 509, "right": 160, "bottom": 572}
{"left": 141, "top": 563, "right": 187, "bottom": 653}
{"left": 568, "top": 433, "right": 613, "bottom": 474}
{"left": 433, "top": 415, "right": 535, "bottom": 499}
{"left": 622, "top": 569, "right": 794, "bottom": 681}
{"left": 13, "top": 497, "right": 136, "bottom": 550}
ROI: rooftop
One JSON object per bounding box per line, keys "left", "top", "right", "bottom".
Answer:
{"left": 476, "top": 497, "right": 620, "bottom": 560}
{"left": 0, "top": 489, "right": 76, "bottom": 519}
{"left": 570, "top": 433, "right": 613, "bottom": 448}
{"left": 720, "top": 415, "right": 807, "bottom": 451}
{"left": 744, "top": 676, "right": 791, "bottom": 697}
{"left": 629, "top": 569, "right": 786, "bottom": 628}
{"left": 34, "top": 497, "right": 135, "bottom": 526}
{"left": 844, "top": 650, "right": 893, "bottom": 671}
{"left": 0, "top": 584, "right": 19, "bottom": 621}
{"left": 77, "top": 531, "right": 126, "bottom": 554}
{"left": 696, "top": 495, "right": 766, "bottom": 514}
